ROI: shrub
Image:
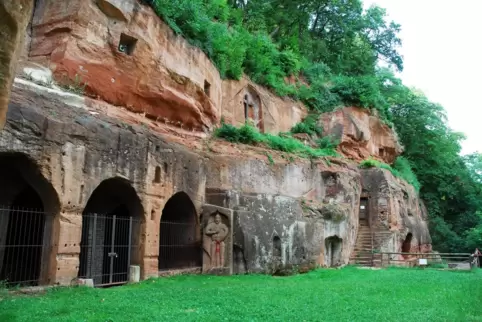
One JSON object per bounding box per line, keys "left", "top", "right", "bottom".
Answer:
{"left": 214, "top": 123, "right": 337, "bottom": 159}
{"left": 291, "top": 114, "right": 322, "bottom": 136}
{"left": 360, "top": 157, "right": 421, "bottom": 192}
{"left": 393, "top": 156, "right": 421, "bottom": 192}
{"left": 214, "top": 122, "right": 263, "bottom": 145}
{"left": 316, "top": 136, "right": 339, "bottom": 150}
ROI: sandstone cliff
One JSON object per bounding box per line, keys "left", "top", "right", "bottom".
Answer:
{"left": 0, "top": 0, "right": 432, "bottom": 287}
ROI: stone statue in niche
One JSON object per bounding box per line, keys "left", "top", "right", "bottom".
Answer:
{"left": 202, "top": 205, "right": 233, "bottom": 275}
{"left": 205, "top": 213, "right": 229, "bottom": 268}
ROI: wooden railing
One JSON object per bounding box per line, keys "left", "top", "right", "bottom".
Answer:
{"left": 378, "top": 252, "right": 477, "bottom": 269}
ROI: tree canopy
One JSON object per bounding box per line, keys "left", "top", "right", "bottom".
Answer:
{"left": 148, "top": 0, "right": 482, "bottom": 252}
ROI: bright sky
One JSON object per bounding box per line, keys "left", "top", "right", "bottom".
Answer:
{"left": 365, "top": 0, "right": 482, "bottom": 155}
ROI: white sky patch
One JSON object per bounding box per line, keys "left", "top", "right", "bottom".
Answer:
{"left": 364, "top": 0, "right": 482, "bottom": 155}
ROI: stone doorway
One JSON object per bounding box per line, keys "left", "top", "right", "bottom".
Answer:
{"left": 401, "top": 233, "right": 413, "bottom": 258}
{"left": 158, "top": 192, "right": 201, "bottom": 271}
{"left": 359, "top": 197, "right": 369, "bottom": 222}
{"left": 325, "top": 236, "right": 343, "bottom": 267}
{"left": 78, "top": 178, "right": 143, "bottom": 286}
{"left": 0, "top": 153, "right": 59, "bottom": 286}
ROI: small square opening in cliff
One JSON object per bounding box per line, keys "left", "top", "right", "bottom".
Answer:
{"left": 118, "top": 33, "right": 138, "bottom": 56}
{"left": 204, "top": 80, "right": 211, "bottom": 97}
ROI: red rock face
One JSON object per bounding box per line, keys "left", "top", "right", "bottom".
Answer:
{"left": 28, "top": 0, "right": 221, "bottom": 131}
{"left": 320, "top": 107, "right": 403, "bottom": 164}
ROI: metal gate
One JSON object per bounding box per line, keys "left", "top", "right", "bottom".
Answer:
{"left": 0, "top": 206, "right": 47, "bottom": 287}
{"left": 79, "top": 214, "right": 138, "bottom": 286}
{"left": 158, "top": 221, "right": 202, "bottom": 271}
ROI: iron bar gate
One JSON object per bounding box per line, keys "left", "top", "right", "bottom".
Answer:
{"left": 158, "top": 221, "right": 202, "bottom": 271}
{"left": 0, "top": 206, "right": 48, "bottom": 287}
{"left": 79, "top": 214, "right": 140, "bottom": 286}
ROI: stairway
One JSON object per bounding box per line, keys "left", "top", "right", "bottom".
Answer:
{"left": 349, "top": 220, "right": 374, "bottom": 266}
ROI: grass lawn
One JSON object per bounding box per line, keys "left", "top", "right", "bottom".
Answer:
{"left": 1, "top": 267, "right": 481, "bottom": 322}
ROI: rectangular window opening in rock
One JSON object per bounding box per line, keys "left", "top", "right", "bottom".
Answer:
{"left": 204, "top": 80, "right": 211, "bottom": 97}
{"left": 118, "top": 33, "right": 138, "bottom": 56}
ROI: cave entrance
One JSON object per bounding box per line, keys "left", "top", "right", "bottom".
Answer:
{"left": 401, "top": 233, "right": 413, "bottom": 258}
{"left": 158, "top": 192, "right": 201, "bottom": 271}
{"left": 78, "top": 178, "right": 143, "bottom": 287}
{"left": 325, "top": 236, "right": 343, "bottom": 267}
{"left": 0, "top": 153, "right": 59, "bottom": 287}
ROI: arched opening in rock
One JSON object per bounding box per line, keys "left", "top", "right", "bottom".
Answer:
{"left": 0, "top": 153, "right": 59, "bottom": 286}
{"left": 243, "top": 86, "right": 264, "bottom": 132}
{"left": 154, "top": 166, "right": 161, "bottom": 183}
{"left": 401, "top": 233, "right": 413, "bottom": 257}
{"left": 233, "top": 245, "right": 247, "bottom": 275}
{"left": 273, "top": 236, "right": 282, "bottom": 258}
{"left": 78, "top": 177, "right": 144, "bottom": 286}
{"left": 158, "top": 192, "right": 201, "bottom": 271}
{"left": 325, "top": 236, "right": 343, "bottom": 267}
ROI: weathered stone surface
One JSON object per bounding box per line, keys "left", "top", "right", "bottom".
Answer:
{"left": 320, "top": 107, "right": 403, "bottom": 164}
{"left": 361, "top": 168, "right": 432, "bottom": 256}
{"left": 204, "top": 157, "right": 361, "bottom": 273}
{"left": 27, "top": 0, "right": 221, "bottom": 131}
{"left": 0, "top": 0, "right": 35, "bottom": 129}
{"left": 222, "top": 76, "right": 307, "bottom": 134}
{"left": 1, "top": 80, "right": 367, "bottom": 282}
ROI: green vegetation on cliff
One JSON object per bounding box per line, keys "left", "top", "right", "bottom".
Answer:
{"left": 146, "top": 0, "right": 482, "bottom": 252}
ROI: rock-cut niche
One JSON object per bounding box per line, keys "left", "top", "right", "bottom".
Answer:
{"left": 325, "top": 236, "right": 343, "bottom": 267}
{"left": 243, "top": 86, "right": 264, "bottom": 132}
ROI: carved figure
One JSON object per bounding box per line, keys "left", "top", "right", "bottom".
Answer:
{"left": 205, "top": 213, "right": 229, "bottom": 268}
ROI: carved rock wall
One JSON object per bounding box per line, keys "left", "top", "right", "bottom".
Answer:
{"left": 20, "top": 0, "right": 308, "bottom": 135}
{"left": 204, "top": 157, "right": 361, "bottom": 273}
{"left": 222, "top": 77, "right": 307, "bottom": 134}
{"left": 361, "top": 168, "right": 432, "bottom": 255}
{"left": 1, "top": 82, "right": 361, "bottom": 282}
{"left": 320, "top": 107, "right": 403, "bottom": 164}
{"left": 26, "top": 0, "right": 221, "bottom": 131}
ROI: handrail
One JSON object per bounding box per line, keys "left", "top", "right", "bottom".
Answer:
{"left": 381, "top": 252, "right": 471, "bottom": 256}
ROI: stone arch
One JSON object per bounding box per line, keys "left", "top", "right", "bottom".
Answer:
{"left": 0, "top": 152, "right": 60, "bottom": 286}
{"left": 325, "top": 236, "right": 343, "bottom": 267}
{"left": 273, "top": 235, "right": 282, "bottom": 258}
{"left": 159, "top": 192, "right": 201, "bottom": 270}
{"left": 243, "top": 85, "right": 264, "bottom": 132}
{"left": 401, "top": 232, "right": 413, "bottom": 257}
{"left": 78, "top": 177, "right": 144, "bottom": 286}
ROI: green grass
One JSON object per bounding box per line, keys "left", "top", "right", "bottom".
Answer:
{"left": 1, "top": 267, "right": 481, "bottom": 321}
{"left": 214, "top": 122, "right": 338, "bottom": 159}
